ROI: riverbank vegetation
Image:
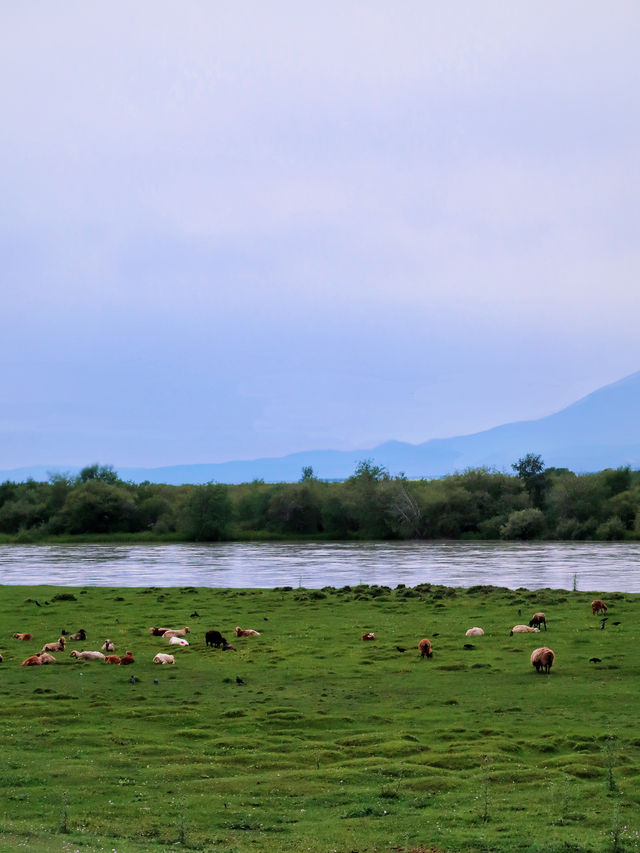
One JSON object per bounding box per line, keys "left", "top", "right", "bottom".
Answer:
{"left": 0, "top": 583, "right": 638, "bottom": 852}
{"left": 2, "top": 458, "right": 640, "bottom": 543}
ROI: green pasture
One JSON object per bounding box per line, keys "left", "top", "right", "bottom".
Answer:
{"left": 0, "top": 582, "right": 638, "bottom": 853}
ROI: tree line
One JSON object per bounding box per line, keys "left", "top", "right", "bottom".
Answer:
{"left": 1, "top": 456, "right": 640, "bottom": 542}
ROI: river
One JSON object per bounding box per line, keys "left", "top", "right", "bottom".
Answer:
{"left": 0, "top": 541, "right": 639, "bottom": 591}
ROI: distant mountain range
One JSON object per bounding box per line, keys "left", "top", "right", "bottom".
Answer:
{"left": 3, "top": 370, "right": 640, "bottom": 484}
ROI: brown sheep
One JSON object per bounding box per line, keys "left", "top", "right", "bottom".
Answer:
{"left": 362, "top": 632, "right": 375, "bottom": 641}
{"left": 592, "top": 599, "right": 608, "bottom": 615}
{"left": 235, "top": 626, "right": 261, "bottom": 637}
{"left": 529, "top": 612, "right": 547, "bottom": 631}
{"left": 418, "top": 638, "right": 433, "bottom": 659}
{"left": 120, "top": 651, "right": 135, "bottom": 665}
{"left": 42, "top": 637, "right": 66, "bottom": 653}
{"left": 22, "top": 654, "right": 44, "bottom": 666}
{"left": 37, "top": 652, "right": 56, "bottom": 664}
{"left": 104, "top": 654, "right": 122, "bottom": 665}
{"left": 531, "top": 646, "right": 555, "bottom": 674}
{"left": 12, "top": 632, "right": 32, "bottom": 641}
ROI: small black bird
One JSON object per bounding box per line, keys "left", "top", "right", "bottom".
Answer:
{"left": 190, "top": 611, "right": 200, "bottom": 618}
{"left": 129, "top": 675, "right": 136, "bottom": 684}
{"left": 395, "top": 646, "right": 406, "bottom": 653}
{"left": 153, "top": 678, "right": 159, "bottom": 684}
{"left": 61, "top": 629, "right": 69, "bottom": 635}
{"left": 600, "top": 617, "right": 608, "bottom": 630}
{"left": 463, "top": 643, "right": 475, "bottom": 650}
{"left": 34, "top": 600, "right": 41, "bottom": 607}
{"left": 589, "top": 657, "right": 602, "bottom": 664}
{"left": 517, "top": 609, "right": 522, "bottom": 617}
{"left": 236, "top": 676, "right": 245, "bottom": 685}
{"left": 612, "top": 621, "right": 621, "bottom": 626}
{"left": 264, "top": 617, "right": 268, "bottom": 621}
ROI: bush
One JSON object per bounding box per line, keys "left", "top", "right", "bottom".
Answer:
{"left": 500, "top": 508, "right": 546, "bottom": 540}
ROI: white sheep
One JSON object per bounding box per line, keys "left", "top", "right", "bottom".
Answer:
{"left": 153, "top": 653, "right": 176, "bottom": 664}
{"left": 510, "top": 625, "right": 540, "bottom": 635}
{"left": 70, "top": 650, "right": 105, "bottom": 661}
{"left": 162, "top": 627, "right": 190, "bottom": 638}
{"left": 169, "top": 636, "right": 189, "bottom": 646}
{"left": 465, "top": 627, "right": 484, "bottom": 636}
{"left": 42, "top": 637, "right": 66, "bottom": 653}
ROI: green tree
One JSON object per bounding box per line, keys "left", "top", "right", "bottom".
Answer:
{"left": 181, "top": 483, "right": 232, "bottom": 541}
{"left": 78, "top": 464, "right": 120, "bottom": 485}
{"left": 512, "top": 453, "right": 547, "bottom": 508}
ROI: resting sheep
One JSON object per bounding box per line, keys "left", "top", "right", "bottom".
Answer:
{"left": 70, "top": 650, "right": 105, "bottom": 661}
{"left": 104, "top": 654, "right": 121, "bottom": 665}
{"left": 162, "top": 627, "right": 190, "bottom": 638}
{"left": 531, "top": 646, "right": 555, "bottom": 674}
{"left": 465, "top": 627, "right": 484, "bottom": 636}
{"left": 153, "top": 653, "right": 175, "bottom": 664}
{"left": 70, "top": 629, "right": 87, "bottom": 641}
{"left": 510, "top": 625, "right": 540, "bottom": 635}
{"left": 169, "top": 636, "right": 189, "bottom": 646}
{"left": 42, "top": 637, "right": 66, "bottom": 653}
{"left": 529, "top": 612, "right": 547, "bottom": 631}
{"left": 592, "top": 599, "right": 608, "bottom": 615}
{"left": 362, "top": 632, "right": 375, "bottom": 641}
{"left": 235, "top": 626, "right": 260, "bottom": 637}
{"left": 205, "top": 630, "right": 226, "bottom": 648}
{"left": 101, "top": 639, "right": 115, "bottom": 652}
{"left": 22, "top": 652, "right": 56, "bottom": 666}
{"left": 12, "top": 632, "right": 32, "bottom": 641}
{"left": 418, "top": 638, "right": 433, "bottom": 659}
{"left": 120, "top": 651, "right": 135, "bottom": 665}
{"left": 149, "top": 627, "right": 171, "bottom": 636}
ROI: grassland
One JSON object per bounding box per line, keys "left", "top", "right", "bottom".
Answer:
{"left": 0, "top": 582, "right": 639, "bottom": 853}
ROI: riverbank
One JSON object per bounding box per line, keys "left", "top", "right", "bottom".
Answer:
{"left": 0, "top": 583, "right": 638, "bottom": 852}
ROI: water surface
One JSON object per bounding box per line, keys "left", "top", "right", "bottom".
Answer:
{"left": 0, "top": 541, "right": 638, "bottom": 591}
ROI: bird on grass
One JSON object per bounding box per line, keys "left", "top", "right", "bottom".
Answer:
{"left": 600, "top": 617, "right": 608, "bottom": 630}
{"left": 236, "top": 676, "right": 245, "bottom": 685}
{"left": 190, "top": 611, "right": 200, "bottom": 618}
{"left": 395, "top": 646, "right": 406, "bottom": 653}
{"left": 129, "top": 675, "right": 136, "bottom": 684}
{"left": 589, "top": 657, "right": 602, "bottom": 664}
{"left": 153, "top": 678, "right": 159, "bottom": 685}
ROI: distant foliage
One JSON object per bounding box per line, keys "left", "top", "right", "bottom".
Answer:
{"left": 0, "top": 459, "right": 639, "bottom": 542}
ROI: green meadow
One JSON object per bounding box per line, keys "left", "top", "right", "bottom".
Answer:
{"left": 0, "top": 583, "right": 639, "bottom": 853}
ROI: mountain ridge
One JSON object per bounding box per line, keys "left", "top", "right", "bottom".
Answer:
{"left": 3, "top": 370, "right": 640, "bottom": 484}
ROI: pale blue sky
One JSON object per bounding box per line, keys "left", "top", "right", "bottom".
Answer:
{"left": 2, "top": 2, "right": 640, "bottom": 469}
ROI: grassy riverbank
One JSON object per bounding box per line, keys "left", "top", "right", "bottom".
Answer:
{"left": 0, "top": 583, "right": 638, "bottom": 852}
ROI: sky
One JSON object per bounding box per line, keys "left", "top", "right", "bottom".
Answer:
{"left": 2, "top": 2, "right": 640, "bottom": 470}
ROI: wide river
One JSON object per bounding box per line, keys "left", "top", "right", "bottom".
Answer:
{"left": 0, "top": 541, "right": 639, "bottom": 591}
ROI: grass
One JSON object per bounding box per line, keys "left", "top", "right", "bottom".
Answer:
{"left": 0, "top": 582, "right": 639, "bottom": 852}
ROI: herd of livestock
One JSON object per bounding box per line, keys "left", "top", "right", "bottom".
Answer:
{"left": 3, "top": 598, "right": 610, "bottom": 674}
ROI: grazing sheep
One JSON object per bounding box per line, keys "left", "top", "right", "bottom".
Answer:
{"left": 104, "top": 654, "right": 122, "bottom": 665}
{"left": 529, "top": 612, "right": 547, "bottom": 631}
{"left": 42, "top": 637, "right": 66, "bottom": 653}
{"left": 169, "top": 636, "right": 189, "bottom": 646}
{"left": 70, "top": 629, "right": 87, "bottom": 641}
{"left": 120, "top": 651, "right": 135, "bottom": 665}
{"left": 592, "top": 599, "right": 608, "bottom": 615}
{"left": 162, "top": 627, "right": 190, "bottom": 639}
{"left": 418, "top": 638, "right": 433, "bottom": 659}
{"left": 235, "top": 626, "right": 260, "bottom": 637}
{"left": 510, "top": 625, "right": 540, "bottom": 635}
{"left": 531, "top": 646, "right": 555, "bottom": 674}
{"left": 153, "top": 653, "right": 175, "bottom": 664}
{"left": 101, "top": 639, "right": 115, "bottom": 652}
{"left": 149, "top": 627, "right": 171, "bottom": 636}
{"left": 12, "top": 632, "right": 32, "bottom": 641}
{"left": 465, "top": 627, "right": 484, "bottom": 637}
{"left": 69, "top": 650, "right": 105, "bottom": 661}
{"left": 205, "top": 630, "right": 226, "bottom": 648}
{"left": 362, "top": 632, "right": 375, "bottom": 641}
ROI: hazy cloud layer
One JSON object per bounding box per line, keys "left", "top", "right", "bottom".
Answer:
{"left": 3, "top": 2, "right": 640, "bottom": 468}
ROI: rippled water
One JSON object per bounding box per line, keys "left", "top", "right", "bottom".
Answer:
{"left": 1, "top": 541, "right": 639, "bottom": 591}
